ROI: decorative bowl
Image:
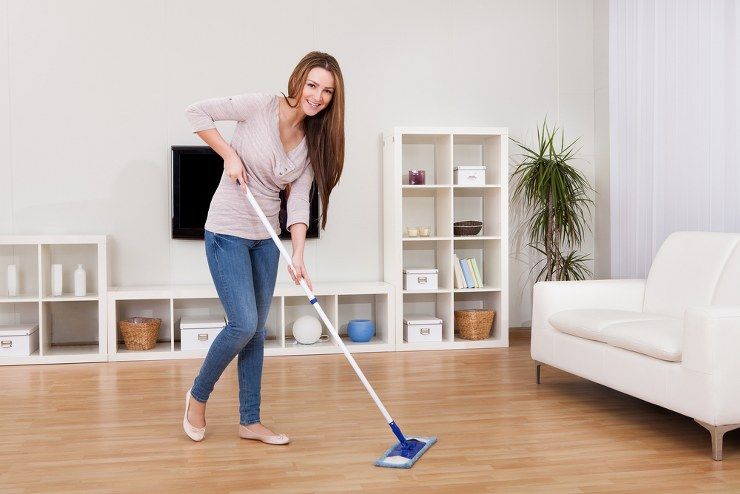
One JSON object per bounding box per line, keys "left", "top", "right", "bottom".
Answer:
{"left": 453, "top": 220, "right": 483, "bottom": 236}
{"left": 347, "top": 319, "right": 375, "bottom": 343}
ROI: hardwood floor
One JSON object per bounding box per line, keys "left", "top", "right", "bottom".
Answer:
{"left": 1, "top": 330, "right": 740, "bottom": 493}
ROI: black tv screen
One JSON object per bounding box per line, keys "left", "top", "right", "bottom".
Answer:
{"left": 171, "top": 146, "right": 320, "bottom": 240}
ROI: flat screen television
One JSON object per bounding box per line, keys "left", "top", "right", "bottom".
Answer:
{"left": 171, "top": 146, "right": 320, "bottom": 240}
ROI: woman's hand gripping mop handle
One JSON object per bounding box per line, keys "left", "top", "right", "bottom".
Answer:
{"left": 239, "top": 183, "right": 408, "bottom": 445}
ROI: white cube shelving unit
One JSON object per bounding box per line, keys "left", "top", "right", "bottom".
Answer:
{"left": 107, "top": 281, "right": 394, "bottom": 361}
{"left": 0, "top": 235, "right": 108, "bottom": 365}
{"left": 383, "top": 127, "right": 509, "bottom": 350}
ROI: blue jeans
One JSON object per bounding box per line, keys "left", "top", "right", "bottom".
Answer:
{"left": 191, "top": 230, "right": 280, "bottom": 426}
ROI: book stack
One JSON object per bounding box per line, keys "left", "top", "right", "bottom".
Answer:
{"left": 453, "top": 254, "right": 483, "bottom": 288}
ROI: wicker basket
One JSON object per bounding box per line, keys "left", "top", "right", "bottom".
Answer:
{"left": 119, "top": 317, "right": 161, "bottom": 351}
{"left": 454, "top": 309, "right": 495, "bottom": 340}
{"left": 453, "top": 220, "right": 483, "bottom": 236}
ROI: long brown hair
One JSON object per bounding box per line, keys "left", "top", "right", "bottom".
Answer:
{"left": 283, "top": 51, "right": 345, "bottom": 230}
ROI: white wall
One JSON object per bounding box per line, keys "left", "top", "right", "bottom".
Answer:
{"left": 594, "top": 0, "right": 610, "bottom": 279}
{"left": 507, "top": 0, "right": 598, "bottom": 326}
{"left": 0, "top": 0, "right": 598, "bottom": 327}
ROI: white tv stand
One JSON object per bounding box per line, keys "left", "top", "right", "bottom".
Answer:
{"left": 108, "top": 282, "right": 394, "bottom": 361}
{"left": 1, "top": 235, "right": 394, "bottom": 365}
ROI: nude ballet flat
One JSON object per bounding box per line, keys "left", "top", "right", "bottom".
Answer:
{"left": 183, "top": 389, "right": 206, "bottom": 442}
{"left": 239, "top": 424, "right": 290, "bottom": 445}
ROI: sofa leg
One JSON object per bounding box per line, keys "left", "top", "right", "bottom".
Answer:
{"left": 535, "top": 361, "right": 542, "bottom": 384}
{"left": 695, "top": 420, "right": 740, "bottom": 461}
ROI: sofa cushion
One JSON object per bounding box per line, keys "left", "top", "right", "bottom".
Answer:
{"left": 602, "top": 319, "right": 683, "bottom": 362}
{"left": 643, "top": 231, "right": 740, "bottom": 318}
{"left": 549, "top": 309, "right": 670, "bottom": 342}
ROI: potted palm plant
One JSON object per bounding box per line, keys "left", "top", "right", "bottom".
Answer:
{"left": 511, "top": 120, "right": 594, "bottom": 281}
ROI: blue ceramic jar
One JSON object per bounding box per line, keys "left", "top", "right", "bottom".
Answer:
{"left": 347, "top": 319, "right": 375, "bottom": 342}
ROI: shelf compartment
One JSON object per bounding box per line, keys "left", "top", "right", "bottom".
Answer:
{"left": 453, "top": 291, "right": 501, "bottom": 342}
{"left": 43, "top": 344, "right": 101, "bottom": 357}
{"left": 337, "top": 293, "right": 388, "bottom": 344}
{"left": 402, "top": 186, "right": 452, "bottom": 238}
{"left": 171, "top": 297, "right": 282, "bottom": 351}
{"left": 454, "top": 286, "right": 501, "bottom": 293}
{"left": 402, "top": 184, "right": 450, "bottom": 190}
{"left": 173, "top": 297, "right": 226, "bottom": 350}
{"left": 0, "top": 244, "right": 39, "bottom": 298}
{"left": 453, "top": 185, "right": 502, "bottom": 189}
{"left": 41, "top": 294, "right": 99, "bottom": 302}
{"left": 402, "top": 291, "right": 453, "bottom": 342}
{"left": 453, "top": 238, "right": 502, "bottom": 289}
{"left": 284, "top": 295, "right": 337, "bottom": 346}
{"left": 39, "top": 244, "right": 99, "bottom": 299}
{"left": 452, "top": 134, "right": 504, "bottom": 185}
{"left": 401, "top": 134, "right": 452, "bottom": 185}
{"left": 403, "top": 288, "right": 451, "bottom": 294}
{"left": 114, "top": 299, "right": 171, "bottom": 353}
{"left": 403, "top": 236, "right": 451, "bottom": 242}
{"left": 42, "top": 300, "right": 100, "bottom": 355}
{"left": 402, "top": 239, "right": 453, "bottom": 290}
{"left": 453, "top": 186, "right": 502, "bottom": 237}
{"left": 117, "top": 342, "right": 172, "bottom": 355}
{"left": 0, "top": 302, "right": 39, "bottom": 353}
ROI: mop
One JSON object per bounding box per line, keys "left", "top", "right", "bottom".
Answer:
{"left": 239, "top": 181, "right": 436, "bottom": 468}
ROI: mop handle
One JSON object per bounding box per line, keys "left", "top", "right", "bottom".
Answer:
{"left": 241, "top": 184, "right": 395, "bottom": 426}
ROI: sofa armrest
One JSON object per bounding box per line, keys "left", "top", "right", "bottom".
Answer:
{"left": 683, "top": 306, "right": 740, "bottom": 375}
{"left": 682, "top": 306, "right": 740, "bottom": 425}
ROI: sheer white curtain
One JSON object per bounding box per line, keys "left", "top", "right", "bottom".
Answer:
{"left": 610, "top": 0, "right": 740, "bottom": 278}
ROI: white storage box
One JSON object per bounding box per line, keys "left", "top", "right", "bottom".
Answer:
{"left": 180, "top": 315, "right": 226, "bottom": 351}
{"left": 454, "top": 165, "right": 486, "bottom": 186}
{"left": 403, "top": 316, "right": 443, "bottom": 342}
{"left": 403, "top": 268, "right": 438, "bottom": 290}
{"left": 0, "top": 324, "right": 39, "bottom": 357}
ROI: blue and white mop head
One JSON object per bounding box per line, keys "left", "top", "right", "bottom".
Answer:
{"left": 374, "top": 436, "right": 437, "bottom": 469}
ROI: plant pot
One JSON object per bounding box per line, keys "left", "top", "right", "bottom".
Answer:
{"left": 347, "top": 319, "right": 375, "bottom": 342}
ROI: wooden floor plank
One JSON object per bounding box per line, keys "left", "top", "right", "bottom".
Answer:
{"left": 1, "top": 331, "right": 739, "bottom": 493}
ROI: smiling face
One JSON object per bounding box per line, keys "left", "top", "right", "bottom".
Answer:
{"left": 299, "top": 67, "right": 335, "bottom": 116}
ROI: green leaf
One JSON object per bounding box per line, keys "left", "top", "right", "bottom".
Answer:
{"left": 510, "top": 118, "right": 595, "bottom": 283}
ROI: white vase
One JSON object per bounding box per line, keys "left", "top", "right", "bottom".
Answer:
{"left": 7, "top": 264, "right": 18, "bottom": 297}
{"left": 74, "top": 264, "right": 86, "bottom": 297}
{"left": 51, "top": 264, "right": 63, "bottom": 296}
{"left": 292, "top": 315, "right": 322, "bottom": 344}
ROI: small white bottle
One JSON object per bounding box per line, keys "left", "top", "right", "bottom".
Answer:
{"left": 7, "top": 264, "right": 18, "bottom": 297}
{"left": 74, "top": 264, "right": 86, "bottom": 297}
{"left": 51, "top": 264, "right": 63, "bottom": 296}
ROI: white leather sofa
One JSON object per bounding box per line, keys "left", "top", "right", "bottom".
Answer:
{"left": 531, "top": 231, "right": 740, "bottom": 460}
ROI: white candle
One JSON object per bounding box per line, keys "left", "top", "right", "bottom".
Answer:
{"left": 51, "top": 264, "right": 63, "bottom": 296}
{"left": 7, "top": 264, "right": 17, "bottom": 297}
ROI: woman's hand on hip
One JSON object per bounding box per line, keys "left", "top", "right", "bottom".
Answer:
{"left": 224, "top": 152, "right": 248, "bottom": 191}
{"left": 288, "top": 255, "right": 313, "bottom": 291}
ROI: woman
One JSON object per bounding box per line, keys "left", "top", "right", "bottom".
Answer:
{"left": 182, "top": 51, "right": 344, "bottom": 444}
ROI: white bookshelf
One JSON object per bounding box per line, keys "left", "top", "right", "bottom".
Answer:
{"left": 107, "top": 281, "right": 394, "bottom": 361}
{"left": 0, "top": 235, "right": 108, "bottom": 365}
{"left": 383, "top": 127, "right": 509, "bottom": 350}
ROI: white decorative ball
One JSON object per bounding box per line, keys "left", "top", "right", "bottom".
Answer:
{"left": 292, "top": 315, "right": 322, "bottom": 344}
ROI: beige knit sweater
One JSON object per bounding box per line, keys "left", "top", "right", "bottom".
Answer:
{"left": 185, "top": 93, "right": 313, "bottom": 240}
